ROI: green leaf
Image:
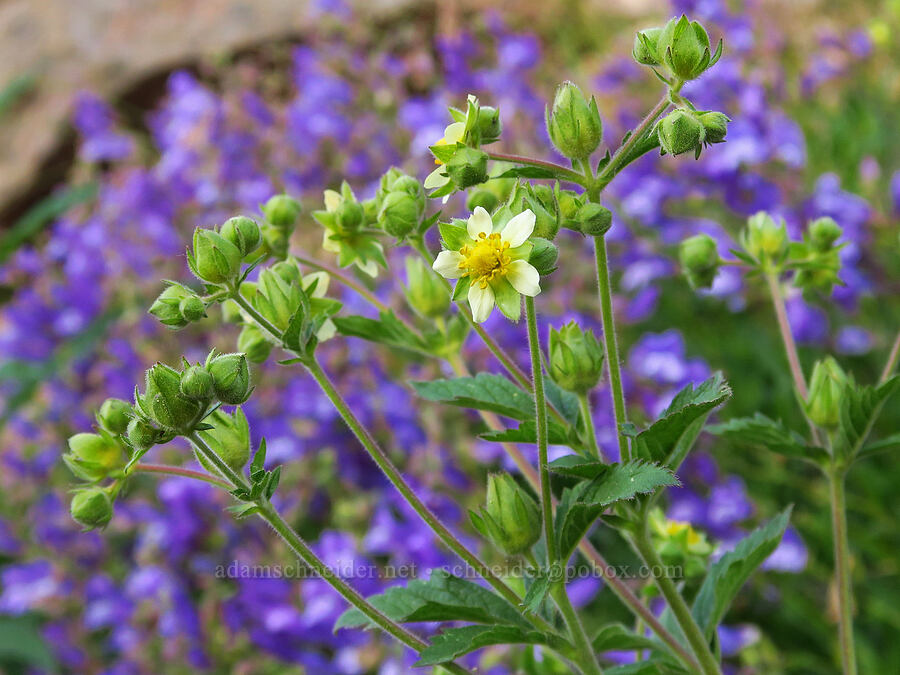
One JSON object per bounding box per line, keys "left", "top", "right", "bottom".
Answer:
{"left": 592, "top": 623, "right": 659, "bottom": 653}
{"left": 226, "top": 503, "right": 260, "bottom": 520}
{"left": 544, "top": 379, "right": 582, "bottom": 426}
{"left": 606, "top": 661, "right": 684, "bottom": 675}
{"left": 632, "top": 373, "right": 731, "bottom": 470}
{"left": 520, "top": 570, "right": 553, "bottom": 614}
{"left": 439, "top": 220, "right": 469, "bottom": 251}
{"left": 411, "top": 373, "right": 535, "bottom": 420}
{"left": 835, "top": 375, "right": 900, "bottom": 461}
{"left": 0, "top": 615, "right": 58, "bottom": 673}
{"left": 334, "top": 569, "right": 530, "bottom": 631}
{"left": 480, "top": 419, "right": 570, "bottom": 445}
{"left": 706, "top": 413, "right": 821, "bottom": 463}
{"left": 415, "top": 625, "right": 553, "bottom": 667}
{"left": 493, "top": 167, "right": 560, "bottom": 180}
{"left": 250, "top": 438, "right": 267, "bottom": 479}
{"left": 857, "top": 432, "right": 900, "bottom": 461}
{"left": 691, "top": 507, "right": 792, "bottom": 638}
{"left": 555, "top": 461, "right": 679, "bottom": 562}
{"left": 332, "top": 311, "right": 430, "bottom": 356}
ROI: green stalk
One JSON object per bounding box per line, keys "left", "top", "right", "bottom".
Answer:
{"left": 592, "top": 236, "right": 630, "bottom": 461}
{"left": 577, "top": 392, "right": 603, "bottom": 461}
{"left": 828, "top": 468, "right": 857, "bottom": 675}
{"left": 133, "top": 462, "right": 231, "bottom": 489}
{"left": 551, "top": 584, "right": 605, "bottom": 675}
{"left": 485, "top": 151, "right": 588, "bottom": 186}
{"left": 880, "top": 330, "right": 900, "bottom": 383}
{"left": 524, "top": 296, "right": 557, "bottom": 565}
{"left": 632, "top": 527, "right": 722, "bottom": 675}
{"left": 187, "top": 433, "right": 471, "bottom": 675}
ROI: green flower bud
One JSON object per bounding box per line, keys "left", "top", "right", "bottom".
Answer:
{"left": 195, "top": 408, "right": 251, "bottom": 475}
{"left": 557, "top": 190, "right": 583, "bottom": 225}
{"left": 528, "top": 237, "right": 559, "bottom": 277}
{"left": 378, "top": 190, "right": 423, "bottom": 239}
{"left": 804, "top": 357, "right": 847, "bottom": 429}
{"left": 576, "top": 202, "right": 613, "bottom": 237}
{"left": 657, "top": 15, "right": 722, "bottom": 81}
{"left": 70, "top": 487, "right": 114, "bottom": 530}
{"left": 127, "top": 416, "right": 161, "bottom": 452}
{"left": 698, "top": 111, "right": 730, "bottom": 144}
{"left": 179, "top": 365, "right": 215, "bottom": 401}
{"left": 206, "top": 352, "right": 252, "bottom": 405}
{"left": 741, "top": 211, "right": 789, "bottom": 268}
{"left": 388, "top": 174, "right": 423, "bottom": 198}
{"left": 149, "top": 283, "right": 206, "bottom": 329}
{"left": 238, "top": 324, "right": 273, "bottom": 364}
{"left": 546, "top": 81, "right": 603, "bottom": 160}
{"left": 220, "top": 216, "right": 261, "bottom": 257}
{"left": 64, "top": 432, "right": 125, "bottom": 481}
{"left": 476, "top": 105, "right": 502, "bottom": 144}
{"left": 187, "top": 227, "right": 243, "bottom": 285}
{"left": 478, "top": 474, "right": 542, "bottom": 555}
{"left": 261, "top": 194, "right": 302, "bottom": 232}
{"left": 808, "top": 217, "right": 843, "bottom": 252}
{"left": 446, "top": 147, "right": 489, "bottom": 189}
{"left": 658, "top": 109, "right": 705, "bottom": 157}
{"left": 548, "top": 322, "right": 605, "bottom": 393}
{"left": 633, "top": 27, "right": 662, "bottom": 66}
{"left": 261, "top": 223, "right": 289, "bottom": 260}
{"left": 522, "top": 184, "right": 560, "bottom": 240}
{"left": 270, "top": 259, "right": 302, "bottom": 285}
{"left": 334, "top": 199, "right": 365, "bottom": 234}
{"left": 255, "top": 267, "right": 303, "bottom": 332}
{"left": 467, "top": 189, "right": 500, "bottom": 214}
{"left": 139, "top": 363, "right": 203, "bottom": 431}
{"left": 97, "top": 398, "right": 132, "bottom": 435}
{"left": 678, "top": 233, "right": 720, "bottom": 289}
{"left": 404, "top": 257, "right": 450, "bottom": 319}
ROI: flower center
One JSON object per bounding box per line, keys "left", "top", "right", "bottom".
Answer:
{"left": 458, "top": 232, "right": 511, "bottom": 287}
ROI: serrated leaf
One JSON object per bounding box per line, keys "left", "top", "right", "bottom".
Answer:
{"left": 414, "top": 625, "right": 553, "bottom": 667}
{"left": 264, "top": 466, "right": 281, "bottom": 498}
{"left": 555, "top": 461, "right": 679, "bottom": 562}
{"left": 548, "top": 455, "right": 609, "bottom": 480}
{"left": 226, "top": 503, "right": 260, "bottom": 520}
{"left": 480, "top": 419, "right": 569, "bottom": 445}
{"left": 592, "top": 623, "right": 659, "bottom": 653}
{"left": 250, "top": 438, "right": 267, "bottom": 477}
{"left": 332, "top": 311, "right": 430, "bottom": 355}
{"left": 334, "top": 569, "right": 530, "bottom": 631}
{"left": 706, "top": 413, "right": 822, "bottom": 463}
{"left": 520, "top": 571, "right": 552, "bottom": 614}
{"left": 411, "top": 373, "right": 535, "bottom": 420}
{"left": 632, "top": 373, "right": 731, "bottom": 470}
{"left": 492, "top": 167, "right": 559, "bottom": 180}
{"left": 835, "top": 375, "right": 899, "bottom": 461}
{"left": 857, "top": 432, "right": 900, "bottom": 461}
{"left": 691, "top": 507, "right": 792, "bottom": 639}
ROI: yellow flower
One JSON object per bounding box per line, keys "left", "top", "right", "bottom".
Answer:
{"left": 433, "top": 207, "right": 540, "bottom": 323}
{"left": 424, "top": 121, "right": 466, "bottom": 199}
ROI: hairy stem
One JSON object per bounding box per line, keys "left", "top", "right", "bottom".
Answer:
{"left": 632, "top": 527, "right": 722, "bottom": 675}
{"left": 829, "top": 469, "right": 857, "bottom": 675}
{"left": 551, "top": 584, "right": 604, "bottom": 675}
{"left": 132, "top": 463, "right": 231, "bottom": 489}
{"left": 593, "top": 236, "right": 630, "bottom": 461}
{"left": 880, "top": 330, "right": 900, "bottom": 383}
{"left": 187, "top": 433, "right": 471, "bottom": 675}
{"left": 764, "top": 272, "right": 823, "bottom": 445}
{"left": 577, "top": 392, "right": 604, "bottom": 461}
{"left": 486, "top": 151, "right": 587, "bottom": 185}
{"left": 525, "top": 296, "right": 558, "bottom": 565}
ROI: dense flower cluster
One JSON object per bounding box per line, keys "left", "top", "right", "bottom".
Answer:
{"left": 0, "top": 0, "right": 893, "bottom": 673}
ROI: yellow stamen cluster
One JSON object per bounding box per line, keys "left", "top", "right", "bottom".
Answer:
{"left": 458, "top": 232, "right": 511, "bottom": 288}
{"left": 664, "top": 520, "right": 702, "bottom": 546}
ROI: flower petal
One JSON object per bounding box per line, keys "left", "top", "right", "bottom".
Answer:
{"left": 444, "top": 122, "right": 466, "bottom": 144}
{"left": 506, "top": 260, "right": 541, "bottom": 297}
{"left": 322, "top": 230, "right": 340, "bottom": 253}
{"left": 324, "top": 189, "right": 342, "bottom": 212}
{"left": 302, "top": 271, "right": 330, "bottom": 298}
{"left": 468, "top": 282, "right": 495, "bottom": 323}
{"left": 356, "top": 258, "right": 378, "bottom": 277}
{"left": 424, "top": 167, "right": 449, "bottom": 189}
{"left": 433, "top": 250, "right": 464, "bottom": 279}
{"left": 501, "top": 209, "right": 536, "bottom": 248}
{"left": 467, "top": 206, "right": 494, "bottom": 239}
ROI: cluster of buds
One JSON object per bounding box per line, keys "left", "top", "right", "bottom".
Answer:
{"left": 804, "top": 356, "right": 848, "bottom": 429}
{"left": 648, "top": 508, "right": 713, "bottom": 579}
{"left": 313, "top": 182, "right": 386, "bottom": 277}
{"left": 739, "top": 211, "right": 790, "bottom": 271}
{"left": 548, "top": 322, "right": 605, "bottom": 394}
{"left": 546, "top": 81, "right": 603, "bottom": 161}
{"left": 792, "top": 217, "right": 844, "bottom": 297}
{"left": 633, "top": 15, "right": 723, "bottom": 82}
{"left": 149, "top": 281, "right": 207, "bottom": 329}
{"left": 259, "top": 194, "right": 302, "bottom": 260}
{"left": 375, "top": 169, "right": 427, "bottom": 240}
{"left": 657, "top": 108, "right": 729, "bottom": 159}
{"left": 678, "top": 233, "right": 721, "bottom": 289}
{"left": 426, "top": 95, "right": 500, "bottom": 198}
{"left": 471, "top": 474, "right": 542, "bottom": 556}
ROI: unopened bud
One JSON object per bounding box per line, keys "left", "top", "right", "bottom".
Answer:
{"left": 149, "top": 283, "right": 206, "bottom": 329}
{"left": 576, "top": 202, "right": 613, "bottom": 236}
{"left": 180, "top": 365, "right": 215, "bottom": 401}
{"left": 741, "top": 211, "right": 789, "bottom": 268}
{"left": 127, "top": 417, "right": 160, "bottom": 452}
{"left": 633, "top": 27, "right": 662, "bottom": 66}
{"left": 698, "top": 111, "right": 730, "bottom": 144}
{"left": 808, "top": 217, "right": 843, "bottom": 252}
{"left": 679, "top": 234, "right": 720, "bottom": 289}
{"left": 657, "top": 15, "right": 722, "bottom": 81}
{"left": 658, "top": 109, "right": 705, "bottom": 157}
{"left": 804, "top": 357, "right": 847, "bottom": 429}
{"left": 478, "top": 474, "right": 542, "bottom": 555}
{"left": 476, "top": 105, "right": 502, "bottom": 144}
{"left": 195, "top": 408, "right": 251, "bottom": 475}
{"left": 466, "top": 189, "right": 500, "bottom": 214}
{"left": 220, "top": 216, "right": 261, "bottom": 257}
{"left": 261, "top": 194, "right": 302, "bottom": 232}
{"left": 528, "top": 237, "right": 559, "bottom": 277}
{"left": 188, "top": 228, "right": 242, "bottom": 285}
{"left": 546, "top": 81, "right": 603, "bottom": 160}
{"left": 139, "top": 363, "right": 203, "bottom": 431}
{"left": 548, "top": 322, "right": 605, "bottom": 393}
{"left": 70, "top": 487, "right": 114, "bottom": 530}
{"left": 206, "top": 352, "right": 252, "bottom": 405}
{"left": 65, "top": 432, "right": 125, "bottom": 481}
{"left": 97, "top": 398, "right": 132, "bottom": 435}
